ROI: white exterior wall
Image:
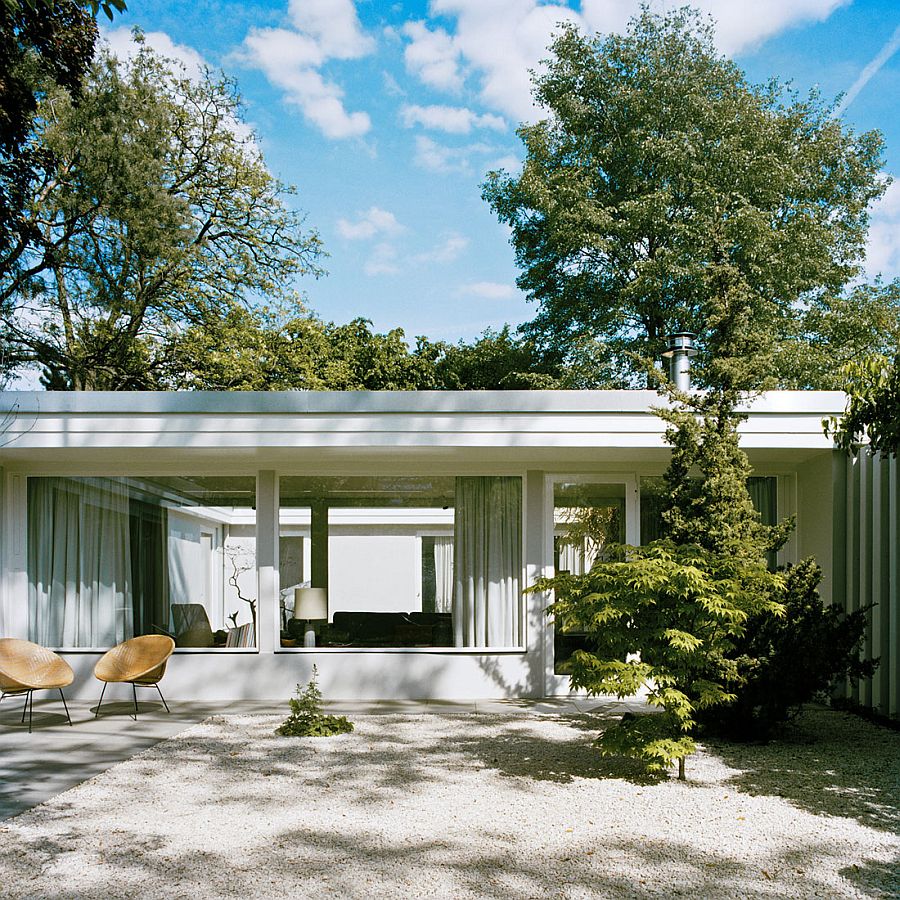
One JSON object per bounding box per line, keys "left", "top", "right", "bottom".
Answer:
{"left": 0, "top": 390, "right": 847, "bottom": 701}
{"left": 796, "top": 452, "right": 835, "bottom": 603}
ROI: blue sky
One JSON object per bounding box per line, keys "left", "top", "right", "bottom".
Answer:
{"left": 104, "top": 0, "right": 900, "bottom": 345}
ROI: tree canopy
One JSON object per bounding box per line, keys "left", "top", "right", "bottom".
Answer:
{"left": 1, "top": 33, "right": 324, "bottom": 389}
{"left": 483, "top": 8, "right": 889, "bottom": 390}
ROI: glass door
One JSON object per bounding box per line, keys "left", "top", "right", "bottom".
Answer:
{"left": 544, "top": 476, "right": 638, "bottom": 694}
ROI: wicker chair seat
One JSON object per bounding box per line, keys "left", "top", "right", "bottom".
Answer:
{"left": 94, "top": 635, "right": 175, "bottom": 685}
{"left": 0, "top": 639, "right": 74, "bottom": 692}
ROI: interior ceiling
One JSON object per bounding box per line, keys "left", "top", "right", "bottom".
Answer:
{"left": 279, "top": 476, "right": 456, "bottom": 508}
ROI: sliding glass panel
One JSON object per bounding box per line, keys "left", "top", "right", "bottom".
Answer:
{"left": 278, "top": 475, "right": 521, "bottom": 648}
{"left": 27, "top": 475, "right": 256, "bottom": 649}
{"left": 553, "top": 481, "right": 626, "bottom": 674}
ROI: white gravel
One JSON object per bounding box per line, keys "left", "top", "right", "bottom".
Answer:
{"left": 0, "top": 707, "right": 897, "bottom": 899}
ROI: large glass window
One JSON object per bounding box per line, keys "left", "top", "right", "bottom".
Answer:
{"left": 27, "top": 476, "right": 257, "bottom": 649}
{"left": 278, "top": 475, "right": 522, "bottom": 648}
{"left": 553, "top": 481, "right": 625, "bottom": 674}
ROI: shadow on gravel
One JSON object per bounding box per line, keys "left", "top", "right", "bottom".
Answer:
{"left": 450, "top": 714, "right": 664, "bottom": 786}
{"left": 0, "top": 816, "right": 879, "bottom": 899}
{"left": 707, "top": 708, "right": 900, "bottom": 833}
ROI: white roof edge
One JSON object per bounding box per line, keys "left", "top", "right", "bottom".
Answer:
{"left": 0, "top": 389, "right": 848, "bottom": 416}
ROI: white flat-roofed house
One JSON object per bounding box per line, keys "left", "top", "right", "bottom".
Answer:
{"left": 0, "top": 389, "right": 894, "bottom": 717}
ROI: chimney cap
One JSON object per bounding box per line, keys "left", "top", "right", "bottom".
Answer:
{"left": 662, "top": 332, "right": 697, "bottom": 358}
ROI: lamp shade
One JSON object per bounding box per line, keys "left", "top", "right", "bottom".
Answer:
{"left": 294, "top": 587, "right": 327, "bottom": 620}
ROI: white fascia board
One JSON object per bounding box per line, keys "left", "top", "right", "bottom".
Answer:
{"left": 0, "top": 390, "right": 848, "bottom": 454}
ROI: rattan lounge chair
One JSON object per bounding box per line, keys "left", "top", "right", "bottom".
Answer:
{"left": 0, "top": 639, "right": 74, "bottom": 733}
{"left": 94, "top": 635, "right": 175, "bottom": 720}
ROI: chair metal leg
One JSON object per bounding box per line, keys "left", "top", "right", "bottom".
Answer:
{"left": 28, "top": 690, "right": 33, "bottom": 734}
{"left": 95, "top": 682, "right": 107, "bottom": 718}
{"left": 131, "top": 682, "right": 138, "bottom": 720}
{"left": 155, "top": 683, "right": 170, "bottom": 714}
{"left": 21, "top": 691, "right": 28, "bottom": 724}
{"left": 59, "top": 689, "right": 72, "bottom": 726}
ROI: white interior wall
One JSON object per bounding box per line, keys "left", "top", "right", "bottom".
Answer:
{"left": 328, "top": 534, "right": 420, "bottom": 614}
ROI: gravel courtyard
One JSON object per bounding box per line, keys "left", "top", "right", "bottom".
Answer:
{"left": 0, "top": 707, "right": 896, "bottom": 899}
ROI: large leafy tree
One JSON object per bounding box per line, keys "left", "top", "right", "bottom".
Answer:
{"left": 483, "top": 8, "right": 888, "bottom": 389}
{"left": 1, "top": 33, "right": 323, "bottom": 388}
{"left": 1, "top": 1, "right": 97, "bottom": 279}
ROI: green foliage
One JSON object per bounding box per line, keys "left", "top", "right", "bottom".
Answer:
{"left": 827, "top": 353, "right": 900, "bottom": 456}
{"left": 700, "top": 558, "right": 878, "bottom": 740}
{"left": 433, "top": 325, "right": 561, "bottom": 389}
{"left": 657, "top": 387, "right": 794, "bottom": 558}
{"left": 539, "top": 384, "right": 792, "bottom": 776}
{"left": 276, "top": 666, "right": 354, "bottom": 738}
{"left": 779, "top": 282, "right": 900, "bottom": 390}
{"left": 160, "top": 306, "right": 441, "bottom": 391}
{"left": 1, "top": 32, "right": 324, "bottom": 389}
{"left": 0, "top": 0, "right": 97, "bottom": 292}
{"left": 538, "top": 539, "right": 783, "bottom": 775}
{"left": 483, "top": 8, "right": 887, "bottom": 389}
{"left": 160, "top": 309, "right": 578, "bottom": 392}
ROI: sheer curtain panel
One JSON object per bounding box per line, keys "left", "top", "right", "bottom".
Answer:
{"left": 28, "top": 477, "right": 134, "bottom": 648}
{"left": 453, "top": 477, "right": 522, "bottom": 648}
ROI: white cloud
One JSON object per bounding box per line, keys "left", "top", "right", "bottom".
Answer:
{"left": 415, "top": 233, "right": 469, "bottom": 263}
{"left": 865, "top": 177, "right": 900, "bottom": 280}
{"left": 400, "top": 104, "right": 506, "bottom": 133}
{"left": 364, "top": 242, "right": 401, "bottom": 276}
{"left": 103, "top": 27, "right": 206, "bottom": 78}
{"left": 360, "top": 230, "right": 470, "bottom": 275}
{"left": 413, "top": 135, "right": 499, "bottom": 175}
{"left": 674, "top": 0, "right": 850, "bottom": 56}
{"left": 459, "top": 281, "right": 517, "bottom": 299}
{"left": 288, "top": 0, "right": 373, "bottom": 59}
{"left": 404, "top": 1, "right": 849, "bottom": 122}
{"left": 402, "top": 20, "right": 464, "bottom": 92}
{"left": 236, "top": 1, "right": 373, "bottom": 139}
{"left": 488, "top": 154, "right": 522, "bottom": 174}
{"left": 337, "top": 207, "right": 405, "bottom": 240}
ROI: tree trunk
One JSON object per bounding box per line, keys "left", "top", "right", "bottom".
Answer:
{"left": 678, "top": 757, "right": 686, "bottom": 781}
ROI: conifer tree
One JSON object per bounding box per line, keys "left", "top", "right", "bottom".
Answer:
{"left": 540, "top": 385, "right": 788, "bottom": 778}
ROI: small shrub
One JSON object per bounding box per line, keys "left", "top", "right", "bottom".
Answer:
{"left": 700, "top": 557, "right": 878, "bottom": 740}
{"left": 276, "top": 665, "right": 354, "bottom": 737}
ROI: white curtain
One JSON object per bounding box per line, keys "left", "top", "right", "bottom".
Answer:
{"left": 453, "top": 476, "right": 521, "bottom": 647}
{"left": 433, "top": 536, "right": 454, "bottom": 613}
{"left": 29, "top": 477, "right": 134, "bottom": 648}
{"left": 557, "top": 535, "right": 590, "bottom": 575}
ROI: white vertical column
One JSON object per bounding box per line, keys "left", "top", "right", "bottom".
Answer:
{"left": 523, "top": 471, "right": 550, "bottom": 697}
{"left": 5, "top": 473, "right": 28, "bottom": 638}
{"left": 256, "top": 470, "right": 278, "bottom": 654}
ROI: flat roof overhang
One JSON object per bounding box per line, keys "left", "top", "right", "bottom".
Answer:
{"left": 0, "top": 390, "right": 846, "bottom": 470}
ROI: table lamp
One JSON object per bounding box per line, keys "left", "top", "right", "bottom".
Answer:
{"left": 294, "top": 587, "right": 328, "bottom": 647}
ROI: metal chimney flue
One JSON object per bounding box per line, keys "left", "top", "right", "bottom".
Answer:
{"left": 662, "top": 332, "right": 697, "bottom": 392}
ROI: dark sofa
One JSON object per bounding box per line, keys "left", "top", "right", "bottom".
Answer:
{"left": 311, "top": 611, "right": 453, "bottom": 647}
